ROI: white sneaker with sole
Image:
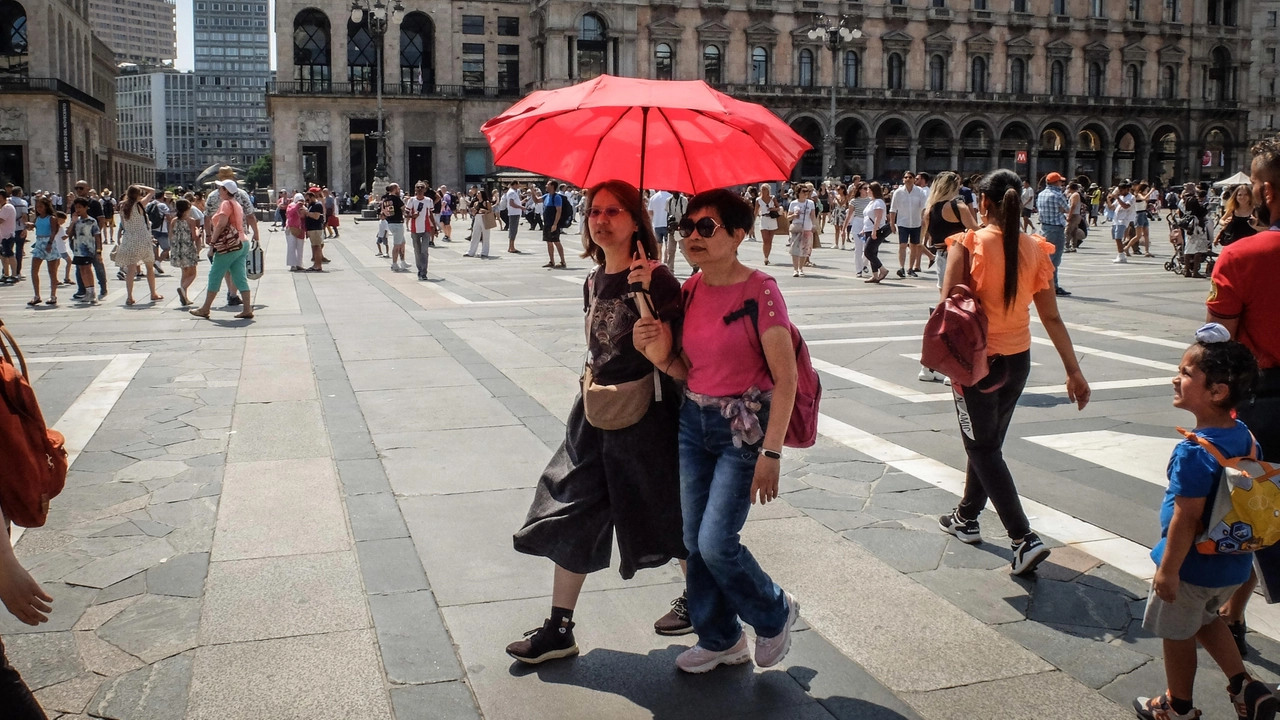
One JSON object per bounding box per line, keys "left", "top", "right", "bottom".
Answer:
{"left": 918, "top": 367, "right": 939, "bottom": 382}
{"left": 675, "top": 634, "right": 751, "bottom": 674}
{"left": 754, "top": 591, "right": 799, "bottom": 668}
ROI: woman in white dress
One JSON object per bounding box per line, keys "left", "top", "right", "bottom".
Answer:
{"left": 786, "top": 183, "right": 816, "bottom": 277}
{"left": 756, "top": 184, "right": 779, "bottom": 266}
{"left": 115, "top": 184, "right": 162, "bottom": 305}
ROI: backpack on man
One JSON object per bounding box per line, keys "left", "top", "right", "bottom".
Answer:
{"left": 0, "top": 319, "right": 67, "bottom": 528}
{"left": 682, "top": 271, "right": 821, "bottom": 447}
{"left": 558, "top": 193, "right": 574, "bottom": 230}
{"left": 146, "top": 200, "right": 165, "bottom": 231}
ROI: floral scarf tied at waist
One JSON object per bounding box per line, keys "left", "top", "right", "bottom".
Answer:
{"left": 685, "top": 387, "right": 772, "bottom": 448}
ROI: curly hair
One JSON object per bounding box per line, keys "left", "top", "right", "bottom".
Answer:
{"left": 1251, "top": 133, "right": 1280, "bottom": 184}
{"left": 1191, "top": 340, "right": 1259, "bottom": 410}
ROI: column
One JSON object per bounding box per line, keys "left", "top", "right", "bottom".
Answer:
{"left": 950, "top": 146, "right": 960, "bottom": 172}
{"left": 1102, "top": 148, "right": 1114, "bottom": 185}
{"left": 909, "top": 140, "right": 921, "bottom": 172}
{"left": 1028, "top": 148, "right": 1039, "bottom": 183}
{"left": 1137, "top": 143, "right": 1151, "bottom": 184}
{"left": 865, "top": 144, "right": 876, "bottom": 180}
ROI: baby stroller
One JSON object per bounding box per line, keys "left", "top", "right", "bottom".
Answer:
{"left": 1164, "top": 211, "right": 1216, "bottom": 277}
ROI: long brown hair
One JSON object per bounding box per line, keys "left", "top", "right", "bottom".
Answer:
{"left": 580, "top": 180, "right": 659, "bottom": 265}
{"left": 978, "top": 169, "right": 1024, "bottom": 309}
{"left": 121, "top": 185, "right": 142, "bottom": 220}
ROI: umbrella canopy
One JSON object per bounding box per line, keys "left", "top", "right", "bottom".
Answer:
{"left": 481, "top": 75, "right": 811, "bottom": 194}
{"left": 1213, "top": 171, "right": 1252, "bottom": 188}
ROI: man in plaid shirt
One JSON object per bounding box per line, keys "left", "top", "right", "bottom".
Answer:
{"left": 1035, "top": 172, "right": 1071, "bottom": 297}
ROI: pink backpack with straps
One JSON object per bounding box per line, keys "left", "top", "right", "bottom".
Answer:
{"left": 684, "top": 271, "right": 821, "bottom": 448}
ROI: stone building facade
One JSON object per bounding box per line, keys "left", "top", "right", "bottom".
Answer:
{"left": 0, "top": 0, "right": 154, "bottom": 192}
{"left": 88, "top": 0, "right": 176, "bottom": 65}
{"left": 268, "top": 0, "right": 1252, "bottom": 194}
{"left": 1246, "top": 0, "right": 1278, "bottom": 148}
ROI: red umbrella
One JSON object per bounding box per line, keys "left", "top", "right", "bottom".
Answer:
{"left": 481, "top": 75, "right": 811, "bottom": 194}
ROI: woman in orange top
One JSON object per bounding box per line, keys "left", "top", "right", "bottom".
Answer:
{"left": 937, "top": 168, "right": 1092, "bottom": 576}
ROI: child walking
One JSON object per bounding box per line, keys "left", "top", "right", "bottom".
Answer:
{"left": 1135, "top": 323, "right": 1273, "bottom": 720}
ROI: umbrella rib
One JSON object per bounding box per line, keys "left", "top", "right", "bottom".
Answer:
{"left": 490, "top": 109, "right": 576, "bottom": 165}
{"left": 579, "top": 108, "right": 633, "bottom": 188}
{"left": 654, "top": 107, "right": 696, "bottom": 193}
{"left": 689, "top": 109, "right": 795, "bottom": 181}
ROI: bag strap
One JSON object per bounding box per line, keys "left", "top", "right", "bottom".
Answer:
{"left": 0, "top": 318, "right": 29, "bottom": 379}
{"left": 1176, "top": 426, "right": 1255, "bottom": 467}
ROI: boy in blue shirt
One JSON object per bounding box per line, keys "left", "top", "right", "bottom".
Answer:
{"left": 1136, "top": 323, "right": 1272, "bottom": 720}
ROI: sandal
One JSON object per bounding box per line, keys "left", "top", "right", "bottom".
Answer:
{"left": 177, "top": 287, "right": 189, "bottom": 306}
{"left": 126, "top": 298, "right": 136, "bottom": 306}
{"left": 150, "top": 295, "right": 164, "bottom": 302}
{"left": 1133, "top": 692, "right": 1199, "bottom": 719}
{"left": 46, "top": 298, "right": 57, "bottom": 306}
{"left": 26, "top": 298, "right": 39, "bottom": 306}
{"left": 234, "top": 311, "right": 254, "bottom": 319}
{"left": 557, "top": 262, "right": 566, "bottom": 269}
{"left": 189, "top": 308, "right": 210, "bottom": 318}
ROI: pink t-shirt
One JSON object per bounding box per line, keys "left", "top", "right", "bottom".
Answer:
{"left": 682, "top": 272, "right": 790, "bottom": 396}
{"left": 285, "top": 202, "right": 304, "bottom": 230}
{"left": 216, "top": 199, "right": 245, "bottom": 241}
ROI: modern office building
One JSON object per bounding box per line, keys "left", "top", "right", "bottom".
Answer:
{"left": 267, "top": 0, "right": 1253, "bottom": 193}
{"left": 0, "top": 0, "right": 153, "bottom": 192}
{"left": 117, "top": 65, "right": 198, "bottom": 187}
{"left": 193, "top": 0, "right": 272, "bottom": 171}
{"left": 88, "top": 0, "right": 177, "bottom": 65}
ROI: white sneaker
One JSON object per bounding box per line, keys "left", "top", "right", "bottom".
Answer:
{"left": 754, "top": 591, "right": 799, "bottom": 668}
{"left": 1113, "top": 254, "right": 1127, "bottom": 264}
{"left": 675, "top": 634, "right": 752, "bottom": 674}
{"left": 918, "top": 367, "right": 939, "bottom": 382}
{"left": 944, "top": 376, "right": 953, "bottom": 387}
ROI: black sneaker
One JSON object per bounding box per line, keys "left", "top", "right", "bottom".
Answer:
{"left": 1226, "top": 618, "right": 1249, "bottom": 658}
{"left": 896, "top": 268, "right": 906, "bottom": 278}
{"left": 654, "top": 591, "right": 693, "bottom": 636}
{"left": 939, "top": 510, "right": 982, "bottom": 545}
{"left": 1010, "top": 532, "right": 1050, "bottom": 576}
{"left": 506, "top": 617, "right": 579, "bottom": 664}
{"left": 1056, "top": 286, "right": 1072, "bottom": 297}
{"left": 1230, "top": 677, "right": 1277, "bottom": 720}
{"left": 72, "top": 292, "right": 85, "bottom": 300}
{"left": 908, "top": 269, "right": 919, "bottom": 277}
{"left": 226, "top": 296, "right": 242, "bottom": 306}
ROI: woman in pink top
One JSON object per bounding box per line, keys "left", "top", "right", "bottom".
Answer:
{"left": 634, "top": 189, "right": 799, "bottom": 674}
{"left": 189, "top": 180, "right": 252, "bottom": 319}
{"left": 284, "top": 193, "right": 306, "bottom": 271}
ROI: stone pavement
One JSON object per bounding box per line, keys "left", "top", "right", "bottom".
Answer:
{"left": 2, "top": 212, "right": 1276, "bottom": 719}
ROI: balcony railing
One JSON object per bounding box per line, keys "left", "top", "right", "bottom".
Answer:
{"left": 712, "top": 82, "right": 1211, "bottom": 111}
{"left": 0, "top": 76, "right": 106, "bottom": 112}
{"left": 266, "top": 81, "right": 521, "bottom": 99}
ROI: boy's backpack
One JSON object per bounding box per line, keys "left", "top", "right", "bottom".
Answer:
{"left": 558, "top": 193, "right": 574, "bottom": 229}
{"left": 683, "top": 271, "right": 821, "bottom": 448}
{"left": 448, "top": 193, "right": 459, "bottom": 212}
{"left": 1179, "top": 427, "right": 1280, "bottom": 555}
{"left": 146, "top": 200, "right": 165, "bottom": 230}
{"left": 0, "top": 319, "right": 68, "bottom": 528}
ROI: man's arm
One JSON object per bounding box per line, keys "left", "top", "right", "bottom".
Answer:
{"left": 1207, "top": 311, "right": 1240, "bottom": 338}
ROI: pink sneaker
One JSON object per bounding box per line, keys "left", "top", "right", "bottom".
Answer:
{"left": 675, "top": 634, "right": 751, "bottom": 674}
{"left": 755, "top": 591, "right": 799, "bottom": 668}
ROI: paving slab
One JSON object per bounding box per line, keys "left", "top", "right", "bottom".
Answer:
{"left": 226, "top": 400, "right": 329, "bottom": 462}
{"left": 62, "top": 536, "right": 175, "bottom": 590}
{"left": 346, "top": 493, "right": 409, "bottom": 541}
{"left": 200, "top": 551, "right": 368, "bottom": 644}
{"left": 355, "top": 537, "right": 431, "bottom": 595}
{"left": 33, "top": 672, "right": 104, "bottom": 715}
{"left": 913, "top": 568, "right": 1030, "bottom": 624}
{"left": 213, "top": 457, "right": 350, "bottom": 561}
{"left": 344, "top": 356, "right": 480, "bottom": 391}
{"left": 1027, "top": 579, "right": 1133, "bottom": 631}
{"left": 744, "top": 516, "right": 1051, "bottom": 693}
{"left": 904, "top": 670, "right": 1130, "bottom": 720}
{"left": 87, "top": 650, "right": 193, "bottom": 720}
{"left": 357, "top": 386, "right": 520, "bottom": 434}
{"left": 377, "top": 426, "right": 552, "bottom": 495}
{"left": 367, "top": 590, "right": 464, "bottom": 684}
{"left": 146, "top": 551, "right": 210, "bottom": 598}
{"left": 997, "top": 620, "right": 1151, "bottom": 689}
{"left": 842, "top": 529, "right": 947, "bottom": 574}
{"left": 97, "top": 593, "right": 202, "bottom": 663}
{"left": 185, "top": 629, "right": 392, "bottom": 720}
{"left": 236, "top": 361, "right": 318, "bottom": 403}
{"left": 3, "top": 631, "right": 82, "bottom": 690}
{"left": 390, "top": 682, "right": 482, "bottom": 720}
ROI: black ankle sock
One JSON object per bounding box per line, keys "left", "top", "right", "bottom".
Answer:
{"left": 1229, "top": 672, "right": 1248, "bottom": 695}
{"left": 1169, "top": 695, "right": 1194, "bottom": 715}
{"left": 550, "top": 606, "right": 574, "bottom": 627}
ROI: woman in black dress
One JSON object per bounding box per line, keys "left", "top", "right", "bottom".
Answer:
{"left": 1215, "top": 184, "right": 1260, "bottom": 248}
{"left": 508, "top": 179, "right": 688, "bottom": 664}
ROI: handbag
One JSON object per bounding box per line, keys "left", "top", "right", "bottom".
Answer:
{"left": 920, "top": 231, "right": 989, "bottom": 387}
{"left": 289, "top": 225, "right": 304, "bottom": 239}
{"left": 579, "top": 270, "right": 660, "bottom": 430}
{"left": 245, "top": 240, "right": 264, "bottom": 280}
{"left": 209, "top": 220, "right": 242, "bottom": 254}
{"left": 875, "top": 223, "right": 892, "bottom": 241}
{"left": 482, "top": 210, "right": 497, "bottom": 230}
{"left": 0, "top": 319, "right": 67, "bottom": 528}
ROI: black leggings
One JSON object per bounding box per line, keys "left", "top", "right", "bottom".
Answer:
{"left": 864, "top": 232, "right": 884, "bottom": 272}
{"left": 0, "top": 637, "right": 46, "bottom": 719}
{"left": 953, "top": 351, "right": 1032, "bottom": 539}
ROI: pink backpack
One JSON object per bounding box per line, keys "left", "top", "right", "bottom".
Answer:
{"left": 683, "top": 271, "right": 821, "bottom": 448}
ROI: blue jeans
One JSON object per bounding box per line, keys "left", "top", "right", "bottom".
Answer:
{"left": 679, "top": 399, "right": 787, "bottom": 652}
{"left": 1041, "top": 224, "right": 1065, "bottom": 287}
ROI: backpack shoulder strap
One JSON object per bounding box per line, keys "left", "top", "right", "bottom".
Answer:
{"left": 1176, "top": 426, "right": 1234, "bottom": 467}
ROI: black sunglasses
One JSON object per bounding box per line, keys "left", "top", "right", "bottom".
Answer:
{"left": 677, "top": 216, "right": 724, "bottom": 239}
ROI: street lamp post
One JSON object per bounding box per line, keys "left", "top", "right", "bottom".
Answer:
{"left": 351, "top": 0, "right": 404, "bottom": 190}
{"left": 807, "top": 15, "right": 861, "bottom": 181}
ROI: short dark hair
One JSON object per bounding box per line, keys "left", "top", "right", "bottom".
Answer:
{"left": 1252, "top": 133, "right": 1280, "bottom": 186}
{"left": 917, "top": 172, "right": 931, "bottom": 183}
{"left": 73, "top": 197, "right": 90, "bottom": 209}
{"left": 685, "top": 189, "right": 754, "bottom": 234}
{"left": 1191, "top": 340, "right": 1259, "bottom": 409}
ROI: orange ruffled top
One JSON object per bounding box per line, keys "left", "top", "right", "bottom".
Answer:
{"left": 945, "top": 228, "right": 1055, "bottom": 357}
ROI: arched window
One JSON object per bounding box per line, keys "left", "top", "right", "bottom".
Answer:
{"left": 293, "top": 9, "right": 330, "bottom": 88}
{"left": 843, "top": 50, "right": 859, "bottom": 88}
{"left": 1010, "top": 57, "right": 1026, "bottom": 94}
{"left": 1050, "top": 59, "right": 1065, "bottom": 95}
{"left": 1126, "top": 63, "right": 1140, "bottom": 97}
{"left": 577, "top": 13, "right": 607, "bottom": 79}
{"left": 1161, "top": 65, "right": 1177, "bottom": 99}
{"left": 798, "top": 48, "right": 814, "bottom": 87}
{"left": 654, "top": 42, "right": 673, "bottom": 80}
{"left": 0, "top": 0, "right": 28, "bottom": 78}
{"left": 929, "top": 54, "right": 945, "bottom": 91}
{"left": 1210, "top": 46, "right": 1234, "bottom": 102}
{"left": 703, "top": 45, "right": 721, "bottom": 84}
{"left": 1087, "top": 61, "right": 1103, "bottom": 96}
{"left": 888, "top": 52, "right": 904, "bottom": 90}
{"left": 347, "top": 18, "right": 378, "bottom": 90}
{"left": 399, "top": 12, "right": 433, "bottom": 92}
{"left": 751, "top": 46, "right": 769, "bottom": 85}
{"left": 971, "top": 55, "right": 987, "bottom": 92}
